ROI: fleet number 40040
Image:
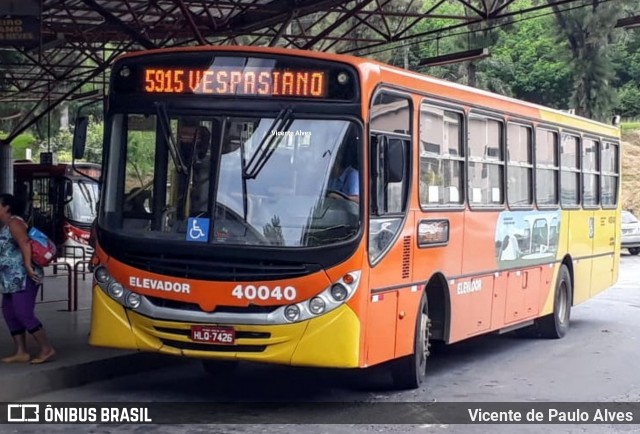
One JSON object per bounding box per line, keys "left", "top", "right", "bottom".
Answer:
{"left": 232, "top": 285, "right": 297, "bottom": 301}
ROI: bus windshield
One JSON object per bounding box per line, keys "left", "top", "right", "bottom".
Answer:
{"left": 104, "top": 112, "right": 361, "bottom": 247}
{"left": 66, "top": 180, "right": 99, "bottom": 224}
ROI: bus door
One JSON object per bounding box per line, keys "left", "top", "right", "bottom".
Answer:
{"left": 364, "top": 92, "right": 415, "bottom": 366}
{"left": 589, "top": 140, "right": 617, "bottom": 296}
{"left": 30, "top": 176, "right": 66, "bottom": 246}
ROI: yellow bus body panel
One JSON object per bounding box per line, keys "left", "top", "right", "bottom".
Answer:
{"left": 88, "top": 286, "right": 138, "bottom": 349}
{"left": 89, "top": 285, "right": 360, "bottom": 368}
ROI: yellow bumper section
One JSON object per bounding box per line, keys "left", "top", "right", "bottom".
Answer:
{"left": 88, "top": 286, "right": 361, "bottom": 368}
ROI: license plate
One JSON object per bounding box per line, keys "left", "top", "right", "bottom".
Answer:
{"left": 190, "top": 325, "right": 236, "bottom": 345}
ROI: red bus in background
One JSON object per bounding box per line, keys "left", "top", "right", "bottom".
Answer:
{"left": 13, "top": 161, "right": 100, "bottom": 256}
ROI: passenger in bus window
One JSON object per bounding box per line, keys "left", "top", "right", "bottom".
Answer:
{"left": 0, "top": 194, "right": 56, "bottom": 364}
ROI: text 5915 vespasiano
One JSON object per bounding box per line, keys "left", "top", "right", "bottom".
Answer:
{"left": 143, "top": 68, "right": 327, "bottom": 98}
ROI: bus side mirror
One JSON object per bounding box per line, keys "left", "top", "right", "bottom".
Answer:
{"left": 73, "top": 116, "right": 89, "bottom": 160}
{"left": 63, "top": 179, "right": 73, "bottom": 204}
{"left": 385, "top": 138, "right": 405, "bottom": 183}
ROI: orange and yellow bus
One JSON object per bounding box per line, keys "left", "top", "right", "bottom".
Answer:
{"left": 78, "top": 46, "right": 620, "bottom": 389}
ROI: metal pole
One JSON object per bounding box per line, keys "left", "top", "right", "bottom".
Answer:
{"left": 47, "top": 81, "right": 51, "bottom": 152}
{"left": 404, "top": 44, "right": 409, "bottom": 69}
{"left": 0, "top": 142, "right": 13, "bottom": 195}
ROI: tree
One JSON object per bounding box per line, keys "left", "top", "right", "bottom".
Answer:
{"left": 549, "top": 0, "right": 626, "bottom": 120}
{"left": 491, "top": 6, "right": 573, "bottom": 109}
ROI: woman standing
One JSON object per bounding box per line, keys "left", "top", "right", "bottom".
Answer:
{"left": 0, "top": 193, "right": 55, "bottom": 364}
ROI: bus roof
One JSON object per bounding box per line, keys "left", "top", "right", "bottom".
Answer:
{"left": 115, "top": 45, "right": 619, "bottom": 138}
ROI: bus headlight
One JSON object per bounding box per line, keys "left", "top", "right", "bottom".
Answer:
{"left": 126, "top": 292, "right": 141, "bottom": 309}
{"left": 94, "top": 266, "right": 111, "bottom": 284}
{"left": 108, "top": 282, "right": 124, "bottom": 299}
{"left": 330, "top": 284, "right": 348, "bottom": 301}
{"left": 274, "top": 271, "right": 361, "bottom": 324}
{"left": 284, "top": 305, "right": 300, "bottom": 322}
{"left": 309, "top": 297, "right": 326, "bottom": 314}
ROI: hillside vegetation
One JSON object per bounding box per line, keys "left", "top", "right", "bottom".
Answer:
{"left": 621, "top": 128, "right": 640, "bottom": 213}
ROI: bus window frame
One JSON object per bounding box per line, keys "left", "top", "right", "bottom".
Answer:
{"left": 599, "top": 139, "right": 619, "bottom": 210}
{"left": 559, "top": 129, "right": 582, "bottom": 211}
{"left": 418, "top": 98, "right": 466, "bottom": 212}
{"left": 466, "top": 109, "right": 506, "bottom": 211}
{"left": 581, "top": 134, "right": 601, "bottom": 210}
{"left": 505, "top": 119, "right": 535, "bottom": 211}
{"left": 534, "top": 125, "right": 561, "bottom": 211}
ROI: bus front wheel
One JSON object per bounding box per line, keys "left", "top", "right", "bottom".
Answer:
{"left": 390, "top": 294, "right": 430, "bottom": 390}
{"left": 629, "top": 247, "right": 640, "bottom": 255}
{"left": 536, "top": 264, "right": 572, "bottom": 339}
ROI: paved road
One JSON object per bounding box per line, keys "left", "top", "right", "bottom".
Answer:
{"left": 5, "top": 253, "right": 640, "bottom": 433}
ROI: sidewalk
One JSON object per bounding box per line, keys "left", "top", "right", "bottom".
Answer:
{"left": 0, "top": 265, "right": 184, "bottom": 401}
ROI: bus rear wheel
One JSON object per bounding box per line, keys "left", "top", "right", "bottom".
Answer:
{"left": 629, "top": 247, "right": 640, "bottom": 255}
{"left": 390, "top": 294, "right": 430, "bottom": 390}
{"left": 535, "top": 264, "right": 572, "bottom": 339}
{"left": 201, "top": 359, "right": 239, "bottom": 377}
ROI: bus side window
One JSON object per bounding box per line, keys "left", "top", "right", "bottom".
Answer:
{"left": 371, "top": 134, "right": 409, "bottom": 215}
{"left": 369, "top": 91, "right": 411, "bottom": 216}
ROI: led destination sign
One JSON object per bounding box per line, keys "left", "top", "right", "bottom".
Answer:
{"left": 143, "top": 68, "right": 327, "bottom": 98}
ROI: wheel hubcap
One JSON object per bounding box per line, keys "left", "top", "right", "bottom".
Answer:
{"left": 419, "top": 312, "right": 428, "bottom": 369}
{"left": 557, "top": 282, "right": 568, "bottom": 325}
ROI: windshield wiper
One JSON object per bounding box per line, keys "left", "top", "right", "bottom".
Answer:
{"left": 242, "top": 107, "right": 293, "bottom": 180}
{"left": 154, "top": 102, "right": 187, "bottom": 174}
{"left": 77, "top": 181, "right": 95, "bottom": 215}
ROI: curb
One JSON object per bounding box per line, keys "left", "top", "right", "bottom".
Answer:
{"left": 1, "top": 353, "right": 186, "bottom": 402}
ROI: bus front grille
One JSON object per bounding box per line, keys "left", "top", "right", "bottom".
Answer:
{"left": 119, "top": 251, "right": 321, "bottom": 281}
{"left": 146, "top": 295, "right": 281, "bottom": 314}
{"left": 159, "top": 339, "right": 266, "bottom": 352}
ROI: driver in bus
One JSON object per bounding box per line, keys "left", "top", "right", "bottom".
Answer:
{"left": 189, "top": 126, "right": 212, "bottom": 214}
{"left": 327, "top": 133, "right": 359, "bottom": 203}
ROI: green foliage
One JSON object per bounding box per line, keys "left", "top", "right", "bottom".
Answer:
{"left": 0, "top": 131, "right": 37, "bottom": 160}
{"left": 31, "top": 116, "right": 103, "bottom": 164}
{"left": 126, "top": 130, "right": 156, "bottom": 186}
{"left": 616, "top": 83, "right": 640, "bottom": 119}
{"left": 621, "top": 121, "right": 640, "bottom": 134}
{"left": 491, "top": 12, "right": 572, "bottom": 109}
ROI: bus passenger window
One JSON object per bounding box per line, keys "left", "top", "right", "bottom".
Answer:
{"left": 507, "top": 123, "right": 533, "bottom": 207}
{"left": 468, "top": 116, "right": 504, "bottom": 206}
{"left": 419, "top": 105, "right": 464, "bottom": 207}
{"left": 560, "top": 134, "right": 580, "bottom": 207}
{"left": 601, "top": 141, "right": 619, "bottom": 207}
{"left": 582, "top": 138, "right": 600, "bottom": 207}
{"left": 535, "top": 129, "right": 559, "bottom": 206}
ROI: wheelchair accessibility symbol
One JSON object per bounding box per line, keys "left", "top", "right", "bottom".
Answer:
{"left": 186, "top": 217, "right": 210, "bottom": 242}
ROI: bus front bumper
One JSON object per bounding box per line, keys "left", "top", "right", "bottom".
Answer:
{"left": 89, "top": 286, "right": 361, "bottom": 368}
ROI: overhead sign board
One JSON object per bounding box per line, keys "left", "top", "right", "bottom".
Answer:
{"left": 0, "top": 0, "right": 41, "bottom": 46}
{"left": 0, "top": 0, "right": 41, "bottom": 15}
{"left": 0, "top": 17, "right": 40, "bottom": 45}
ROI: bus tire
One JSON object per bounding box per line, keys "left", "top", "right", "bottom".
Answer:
{"left": 629, "top": 247, "right": 640, "bottom": 255}
{"left": 536, "top": 264, "right": 572, "bottom": 339}
{"left": 201, "top": 359, "right": 239, "bottom": 377}
{"left": 390, "top": 293, "right": 430, "bottom": 390}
